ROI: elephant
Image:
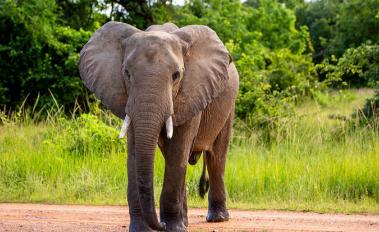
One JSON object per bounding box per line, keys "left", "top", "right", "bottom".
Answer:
{"left": 79, "top": 21, "right": 239, "bottom": 231}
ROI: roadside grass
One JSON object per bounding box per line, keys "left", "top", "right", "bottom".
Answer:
{"left": 0, "top": 89, "right": 378, "bottom": 213}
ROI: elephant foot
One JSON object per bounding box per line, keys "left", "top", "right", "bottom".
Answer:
{"left": 206, "top": 200, "right": 229, "bottom": 222}
{"left": 162, "top": 219, "right": 187, "bottom": 232}
{"left": 206, "top": 209, "right": 229, "bottom": 222}
{"left": 129, "top": 218, "right": 154, "bottom": 232}
{"left": 183, "top": 216, "right": 188, "bottom": 227}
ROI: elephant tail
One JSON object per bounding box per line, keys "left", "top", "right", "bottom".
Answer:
{"left": 199, "top": 151, "right": 209, "bottom": 198}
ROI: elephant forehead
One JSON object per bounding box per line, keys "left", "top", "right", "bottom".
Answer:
{"left": 124, "top": 34, "right": 183, "bottom": 69}
{"left": 127, "top": 31, "right": 180, "bottom": 48}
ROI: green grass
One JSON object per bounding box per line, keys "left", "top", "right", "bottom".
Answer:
{"left": 0, "top": 89, "right": 378, "bottom": 213}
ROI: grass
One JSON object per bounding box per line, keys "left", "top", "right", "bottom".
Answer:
{"left": 0, "top": 89, "right": 378, "bottom": 213}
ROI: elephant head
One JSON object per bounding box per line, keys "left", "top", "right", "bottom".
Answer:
{"left": 79, "top": 21, "right": 231, "bottom": 230}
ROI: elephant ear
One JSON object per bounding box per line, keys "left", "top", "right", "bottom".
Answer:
{"left": 79, "top": 21, "right": 140, "bottom": 118}
{"left": 172, "top": 25, "right": 231, "bottom": 125}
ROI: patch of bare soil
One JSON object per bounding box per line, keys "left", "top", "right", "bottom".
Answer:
{"left": 0, "top": 204, "right": 378, "bottom": 232}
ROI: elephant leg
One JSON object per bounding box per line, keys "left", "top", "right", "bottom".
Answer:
{"left": 206, "top": 113, "right": 233, "bottom": 223}
{"left": 160, "top": 115, "right": 201, "bottom": 232}
{"left": 182, "top": 180, "right": 188, "bottom": 227}
{"left": 127, "top": 128, "right": 153, "bottom": 232}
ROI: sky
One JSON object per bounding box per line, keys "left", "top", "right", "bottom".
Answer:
{"left": 172, "top": 0, "right": 185, "bottom": 5}
{"left": 172, "top": 0, "right": 314, "bottom": 6}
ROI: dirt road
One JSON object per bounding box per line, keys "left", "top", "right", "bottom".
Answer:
{"left": 0, "top": 204, "right": 378, "bottom": 232}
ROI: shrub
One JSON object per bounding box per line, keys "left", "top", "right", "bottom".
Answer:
{"left": 0, "top": 0, "right": 92, "bottom": 109}
{"left": 353, "top": 91, "right": 379, "bottom": 128}
{"left": 43, "top": 114, "right": 125, "bottom": 156}
{"left": 231, "top": 41, "right": 318, "bottom": 128}
{"left": 317, "top": 43, "right": 379, "bottom": 88}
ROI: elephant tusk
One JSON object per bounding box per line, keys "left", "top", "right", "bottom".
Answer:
{"left": 166, "top": 116, "right": 173, "bottom": 139}
{"left": 119, "top": 114, "right": 130, "bottom": 139}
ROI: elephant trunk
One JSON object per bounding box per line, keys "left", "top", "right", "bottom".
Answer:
{"left": 132, "top": 99, "right": 167, "bottom": 231}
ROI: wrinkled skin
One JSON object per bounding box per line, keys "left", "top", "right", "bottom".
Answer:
{"left": 79, "top": 21, "right": 239, "bottom": 231}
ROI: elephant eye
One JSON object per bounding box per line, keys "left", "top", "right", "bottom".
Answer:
{"left": 172, "top": 71, "right": 180, "bottom": 81}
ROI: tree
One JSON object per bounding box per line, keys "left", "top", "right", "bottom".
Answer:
{"left": 330, "top": 0, "right": 379, "bottom": 56}
{"left": 105, "top": 0, "right": 154, "bottom": 28}
{"left": 295, "top": 0, "right": 340, "bottom": 62}
{"left": 57, "top": 0, "right": 105, "bottom": 31}
{"left": 296, "top": 0, "right": 379, "bottom": 62}
{"left": 0, "top": 0, "right": 91, "bottom": 109}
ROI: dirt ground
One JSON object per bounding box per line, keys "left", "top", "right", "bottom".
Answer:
{"left": 0, "top": 204, "right": 378, "bottom": 232}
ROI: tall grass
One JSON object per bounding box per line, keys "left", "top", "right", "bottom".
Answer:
{"left": 0, "top": 89, "right": 378, "bottom": 213}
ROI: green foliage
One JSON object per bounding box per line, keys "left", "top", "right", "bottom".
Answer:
{"left": 227, "top": 37, "right": 316, "bottom": 129}
{"left": 317, "top": 43, "right": 379, "bottom": 88}
{"left": 0, "top": 0, "right": 378, "bottom": 213}
{"left": 44, "top": 114, "right": 126, "bottom": 156}
{"left": 295, "top": 0, "right": 340, "bottom": 62}
{"left": 158, "top": 0, "right": 251, "bottom": 44}
{"left": 0, "top": 0, "right": 320, "bottom": 129}
{"left": 233, "top": 44, "right": 317, "bottom": 128}
{"left": 1, "top": 90, "right": 378, "bottom": 212}
{"left": 331, "top": 0, "right": 379, "bottom": 57}
{"left": 1, "top": 0, "right": 378, "bottom": 131}
{"left": 0, "top": 0, "right": 92, "bottom": 109}
{"left": 296, "top": 0, "right": 379, "bottom": 62}
{"left": 57, "top": 0, "right": 106, "bottom": 31}
{"left": 245, "top": 0, "right": 312, "bottom": 54}
{"left": 312, "top": 89, "right": 357, "bottom": 108}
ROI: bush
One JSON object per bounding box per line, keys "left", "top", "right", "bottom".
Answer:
{"left": 43, "top": 114, "right": 125, "bottom": 156}
{"left": 296, "top": 0, "right": 379, "bottom": 62}
{"left": 353, "top": 91, "right": 379, "bottom": 128}
{"left": 317, "top": 43, "right": 379, "bottom": 88}
{"left": 230, "top": 41, "right": 318, "bottom": 128}
{"left": 0, "top": 0, "right": 92, "bottom": 110}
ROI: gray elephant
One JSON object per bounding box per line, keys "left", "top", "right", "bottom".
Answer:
{"left": 79, "top": 21, "right": 239, "bottom": 232}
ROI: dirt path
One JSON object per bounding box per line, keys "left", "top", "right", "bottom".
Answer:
{"left": 0, "top": 204, "right": 378, "bottom": 232}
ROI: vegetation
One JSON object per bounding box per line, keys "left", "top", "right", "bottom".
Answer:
{"left": 0, "top": 0, "right": 378, "bottom": 213}
{"left": 317, "top": 43, "right": 379, "bottom": 88}
{"left": 354, "top": 91, "right": 379, "bottom": 127}
{"left": 0, "top": 89, "right": 378, "bottom": 213}
{"left": 1, "top": 0, "right": 378, "bottom": 126}
{"left": 296, "top": 0, "right": 379, "bottom": 62}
